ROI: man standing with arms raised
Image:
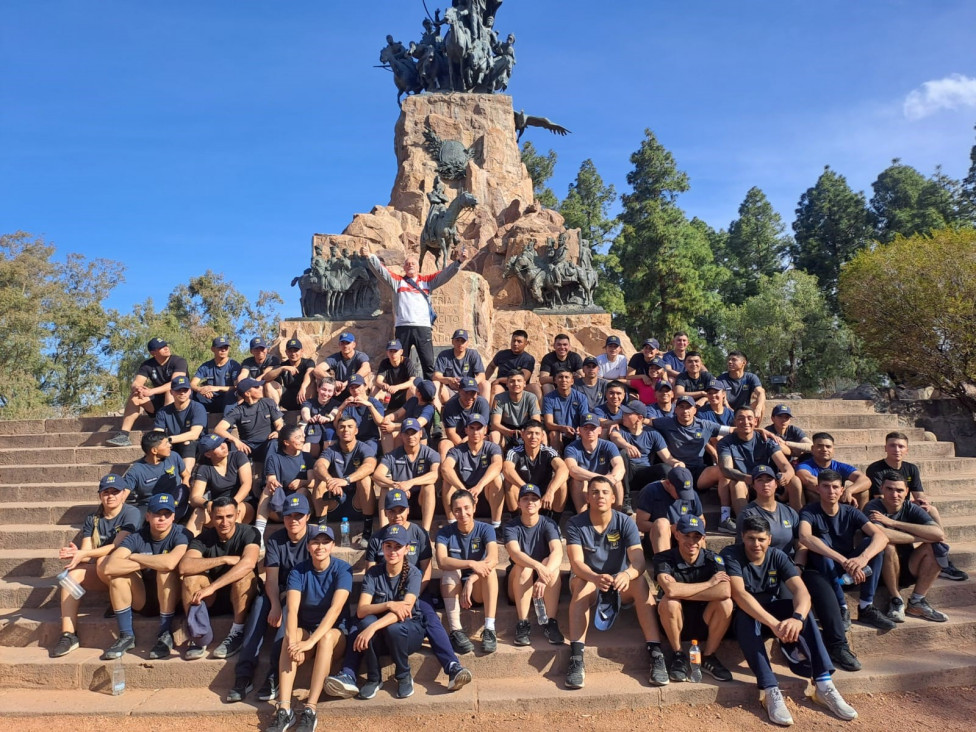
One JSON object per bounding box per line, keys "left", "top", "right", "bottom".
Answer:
{"left": 363, "top": 245, "right": 468, "bottom": 379}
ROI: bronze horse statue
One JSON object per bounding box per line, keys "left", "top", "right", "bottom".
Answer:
{"left": 420, "top": 190, "right": 478, "bottom": 271}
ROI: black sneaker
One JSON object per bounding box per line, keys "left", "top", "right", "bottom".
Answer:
{"left": 829, "top": 645, "right": 862, "bottom": 672}
{"left": 293, "top": 706, "right": 317, "bottom": 732}
{"left": 857, "top": 603, "right": 897, "bottom": 631}
{"left": 543, "top": 617, "right": 565, "bottom": 645}
{"left": 481, "top": 628, "right": 497, "bottom": 654}
{"left": 51, "top": 632, "right": 79, "bottom": 658}
{"left": 450, "top": 629, "right": 474, "bottom": 654}
{"left": 940, "top": 562, "right": 969, "bottom": 581}
{"left": 257, "top": 673, "right": 279, "bottom": 701}
{"left": 264, "top": 707, "right": 295, "bottom": 732}
{"left": 359, "top": 679, "right": 381, "bottom": 700}
{"left": 227, "top": 676, "right": 254, "bottom": 703}
{"left": 214, "top": 631, "right": 245, "bottom": 658}
{"left": 447, "top": 663, "right": 472, "bottom": 692}
{"left": 100, "top": 633, "right": 135, "bottom": 660}
{"left": 148, "top": 630, "right": 174, "bottom": 659}
{"left": 565, "top": 654, "right": 585, "bottom": 689}
{"left": 513, "top": 619, "right": 531, "bottom": 646}
{"left": 649, "top": 649, "right": 669, "bottom": 687}
{"left": 669, "top": 650, "right": 690, "bottom": 682}
{"left": 397, "top": 675, "right": 414, "bottom": 699}
{"left": 105, "top": 432, "right": 132, "bottom": 447}
{"left": 702, "top": 654, "right": 733, "bottom": 682}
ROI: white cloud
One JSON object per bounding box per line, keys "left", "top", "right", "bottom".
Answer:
{"left": 904, "top": 73, "right": 976, "bottom": 120}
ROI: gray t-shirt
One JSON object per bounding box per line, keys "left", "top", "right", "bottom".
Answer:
{"left": 491, "top": 392, "right": 541, "bottom": 430}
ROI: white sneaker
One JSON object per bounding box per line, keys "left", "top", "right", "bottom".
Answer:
{"left": 813, "top": 680, "right": 858, "bottom": 721}
{"left": 887, "top": 596, "right": 906, "bottom": 623}
{"left": 762, "top": 686, "right": 794, "bottom": 727}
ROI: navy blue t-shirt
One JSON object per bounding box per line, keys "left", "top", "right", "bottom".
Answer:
{"left": 124, "top": 455, "right": 186, "bottom": 508}
{"left": 82, "top": 504, "right": 142, "bottom": 546}
{"left": 264, "top": 446, "right": 309, "bottom": 486}
{"left": 193, "top": 359, "right": 242, "bottom": 391}
{"left": 436, "top": 522, "right": 496, "bottom": 563}
{"left": 616, "top": 428, "right": 667, "bottom": 468}
{"left": 722, "top": 544, "right": 798, "bottom": 603}
{"left": 718, "top": 371, "right": 763, "bottom": 410}
{"left": 646, "top": 404, "right": 676, "bottom": 420}
{"left": 339, "top": 398, "right": 385, "bottom": 443}
{"left": 153, "top": 400, "right": 207, "bottom": 437}
{"left": 798, "top": 503, "right": 870, "bottom": 558}
{"left": 435, "top": 348, "right": 485, "bottom": 378}
{"left": 502, "top": 516, "right": 561, "bottom": 564}
{"left": 447, "top": 441, "right": 502, "bottom": 486}
{"left": 490, "top": 349, "right": 536, "bottom": 380}
{"left": 651, "top": 417, "right": 723, "bottom": 468}
{"left": 653, "top": 547, "right": 726, "bottom": 585}
{"left": 321, "top": 440, "right": 377, "bottom": 479}
{"left": 717, "top": 432, "right": 781, "bottom": 472}
{"left": 698, "top": 405, "right": 735, "bottom": 427}
{"left": 676, "top": 370, "right": 714, "bottom": 394}
{"left": 380, "top": 445, "right": 440, "bottom": 482}
{"left": 542, "top": 389, "right": 590, "bottom": 429}
{"left": 634, "top": 481, "right": 703, "bottom": 524}
{"left": 365, "top": 523, "right": 432, "bottom": 567}
{"left": 241, "top": 354, "right": 280, "bottom": 379}
{"left": 194, "top": 450, "right": 251, "bottom": 501}
{"left": 565, "top": 510, "right": 640, "bottom": 575}
{"left": 736, "top": 501, "right": 799, "bottom": 558}
{"left": 440, "top": 395, "right": 491, "bottom": 433}
{"left": 564, "top": 439, "right": 620, "bottom": 474}
{"left": 287, "top": 557, "right": 354, "bottom": 629}
{"left": 223, "top": 398, "right": 282, "bottom": 446}
{"left": 864, "top": 497, "right": 935, "bottom": 527}
{"left": 362, "top": 563, "right": 423, "bottom": 619}
{"left": 324, "top": 350, "right": 370, "bottom": 383}
{"left": 265, "top": 528, "right": 310, "bottom": 593}
{"left": 119, "top": 523, "right": 191, "bottom": 557}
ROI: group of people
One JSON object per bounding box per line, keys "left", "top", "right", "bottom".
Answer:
{"left": 50, "top": 251, "right": 967, "bottom": 729}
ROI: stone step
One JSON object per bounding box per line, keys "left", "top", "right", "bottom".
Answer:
{"left": 3, "top": 601, "right": 976, "bottom": 691}
{"left": 0, "top": 464, "right": 137, "bottom": 485}
{"left": 828, "top": 442, "right": 956, "bottom": 461}
{"left": 3, "top": 647, "right": 976, "bottom": 721}
{"left": 0, "top": 420, "right": 47, "bottom": 437}
{"left": 767, "top": 400, "right": 878, "bottom": 415}
{"left": 0, "top": 501, "right": 92, "bottom": 526}
{"left": 0, "top": 446, "right": 144, "bottom": 467}
{"left": 810, "top": 427, "right": 927, "bottom": 443}
{"left": 784, "top": 414, "right": 902, "bottom": 430}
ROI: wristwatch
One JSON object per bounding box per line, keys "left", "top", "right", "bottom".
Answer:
{"left": 792, "top": 611, "right": 805, "bottom": 622}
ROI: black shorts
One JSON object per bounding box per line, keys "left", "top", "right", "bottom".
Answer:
{"left": 206, "top": 585, "right": 236, "bottom": 616}
{"left": 896, "top": 544, "right": 918, "bottom": 587}
{"left": 147, "top": 393, "right": 166, "bottom": 414}
{"left": 135, "top": 569, "right": 161, "bottom": 617}
{"left": 173, "top": 440, "right": 198, "bottom": 461}
{"left": 666, "top": 599, "right": 709, "bottom": 642}
{"left": 281, "top": 389, "right": 303, "bottom": 412}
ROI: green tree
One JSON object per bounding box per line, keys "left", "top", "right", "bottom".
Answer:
{"left": 790, "top": 166, "right": 873, "bottom": 311}
{"left": 723, "top": 270, "right": 869, "bottom": 393}
{"left": 959, "top": 125, "right": 976, "bottom": 225}
{"left": 721, "top": 187, "right": 791, "bottom": 302}
{"left": 520, "top": 141, "right": 558, "bottom": 208}
{"left": 610, "top": 130, "right": 723, "bottom": 339}
{"left": 870, "top": 159, "right": 959, "bottom": 243}
{"left": 558, "top": 159, "right": 622, "bottom": 314}
{"left": 840, "top": 228, "right": 976, "bottom": 412}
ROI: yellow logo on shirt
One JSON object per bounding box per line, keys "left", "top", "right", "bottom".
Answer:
{"left": 607, "top": 531, "right": 621, "bottom": 548}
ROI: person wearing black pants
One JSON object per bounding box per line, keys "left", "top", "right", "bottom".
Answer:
{"left": 724, "top": 515, "right": 858, "bottom": 726}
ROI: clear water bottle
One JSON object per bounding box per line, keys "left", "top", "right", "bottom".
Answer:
{"left": 689, "top": 639, "right": 702, "bottom": 683}
{"left": 340, "top": 517, "right": 351, "bottom": 548}
{"left": 533, "top": 597, "right": 548, "bottom": 625}
{"left": 57, "top": 569, "right": 85, "bottom": 600}
{"left": 111, "top": 657, "right": 126, "bottom": 695}
{"left": 840, "top": 565, "right": 873, "bottom": 586}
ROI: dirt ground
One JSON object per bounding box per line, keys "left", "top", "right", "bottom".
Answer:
{"left": 3, "top": 686, "right": 974, "bottom": 731}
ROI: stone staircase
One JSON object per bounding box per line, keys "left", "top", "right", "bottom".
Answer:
{"left": 1, "top": 400, "right": 975, "bottom": 720}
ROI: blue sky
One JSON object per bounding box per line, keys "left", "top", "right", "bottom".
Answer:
{"left": 3, "top": 1, "right": 975, "bottom": 318}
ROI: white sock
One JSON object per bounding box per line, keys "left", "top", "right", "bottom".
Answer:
{"left": 720, "top": 506, "right": 731, "bottom": 522}
{"left": 230, "top": 622, "right": 245, "bottom": 635}
{"left": 255, "top": 518, "right": 267, "bottom": 538}
{"left": 858, "top": 600, "right": 871, "bottom": 610}
{"left": 484, "top": 617, "right": 495, "bottom": 631}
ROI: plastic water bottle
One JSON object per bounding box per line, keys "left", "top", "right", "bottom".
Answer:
{"left": 57, "top": 569, "right": 85, "bottom": 600}
{"left": 111, "top": 657, "right": 126, "bottom": 695}
{"left": 840, "top": 565, "right": 873, "bottom": 586}
{"left": 340, "top": 517, "right": 351, "bottom": 548}
{"left": 533, "top": 597, "right": 548, "bottom": 625}
{"left": 689, "top": 639, "right": 702, "bottom": 683}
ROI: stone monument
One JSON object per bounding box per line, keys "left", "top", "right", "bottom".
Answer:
{"left": 281, "top": 2, "right": 632, "bottom": 364}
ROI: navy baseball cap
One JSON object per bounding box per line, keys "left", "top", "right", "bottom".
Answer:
{"left": 98, "top": 474, "right": 123, "bottom": 492}
{"left": 199, "top": 433, "right": 226, "bottom": 452}
{"left": 348, "top": 374, "right": 366, "bottom": 387}
{"left": 249, "top": 337, "right": 268, "bottom": 349}
{"left": 751, "top": 464, "right": 777, "bottom": 481}
{"left": 518, "top": 483, "right": 542, "bottom": 499}
{"left": 650, "top": 357, "right": 667, "bottom": 369}
{"left": 675, "top": 395, "right": 697, "bottom": 407}
{"left": 281, "top": 493, "right": 311, "bottom": 516}
{"left": 212, "top": 336, "right": 230, "bottom": 348}
{"left": 452, "top": 329, "right": 469, "bottom": 341}
{"left": 147, "top": 337, "right": 168, "bottom": 352}
{"left": 285, "top": 338, "right": 302, "bottom": 350}
{"left": 385, "top": 489, "right": 410, "bottom": 510}
{"left": 642, "top": 338, "right": 660, "bottom": 349}
{"left": 705, "top": 378, "right": 725, "bottom": 392}
{"left": 582, "top": 356, "right": 599, "bottom": 367}
{"left": 605, "top": 335, "right": 622, "bottom": 347}
{"left": 170, "top": 375, "right": 191, "bottom": 391}
{"left": 621, "top": 399, "right": 647, "bottom": 418}
{"left": 338, "top": 332, "right": 356, "bottom": 343}
{"left": 772, "top": 404, "right": 792, "bottom": 417}
{"left": 236, "top": 377, "right": 264, "bottom": 395}
{"left": 148, "top": 493, "right": 176, "bottom": 513}
{"left": 676, "top": 514, "right": 706, "bottom": 535}
{"left": 594, "top": 588, "right": 621, "bottom": 631}
{"left": 187, "top": 603, "right": 213, "bottom": 648}
{"left": 667, "top": 466, "right": 695, "bottom": 494}
{"left": 654, "top": 380, "right": 672, "bottom": 391}
{"left": 581, "top": 412, "right": 602, "bottom": 428}
{"left": 459, "top": 376, "right": 479, "bottom": 392}
{"left": 386, "top": 339, "right": 403, "bottom": 351}
{"left": 414, "top": 378, "right": 436, "bottom": 401}
{"left": 401, "top": 417, "right": 423, "bottom": 433}
{"left": 382, "top": 523, "right": 409, "bottom": 547}
{"left": 466, "top": 412, "right": 489, "bottom": 427}
{"left": 307, "top": 523, "right": 335, "bottom": 542}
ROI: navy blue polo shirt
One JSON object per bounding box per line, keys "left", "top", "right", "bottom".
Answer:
{"left": 564, "top": 438, "right": 620, "bottom": 474}
{"left": 380, "top": 445, "right": 440, "bottom": 482}
{"left": 565, "top": 510, "right": 640, "bottom": 575}
{"left": 651, "top": 417, "right": 723, "bottom": 468}
{"left": 447, "top": 441, "right": 502, "bottom": 486}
